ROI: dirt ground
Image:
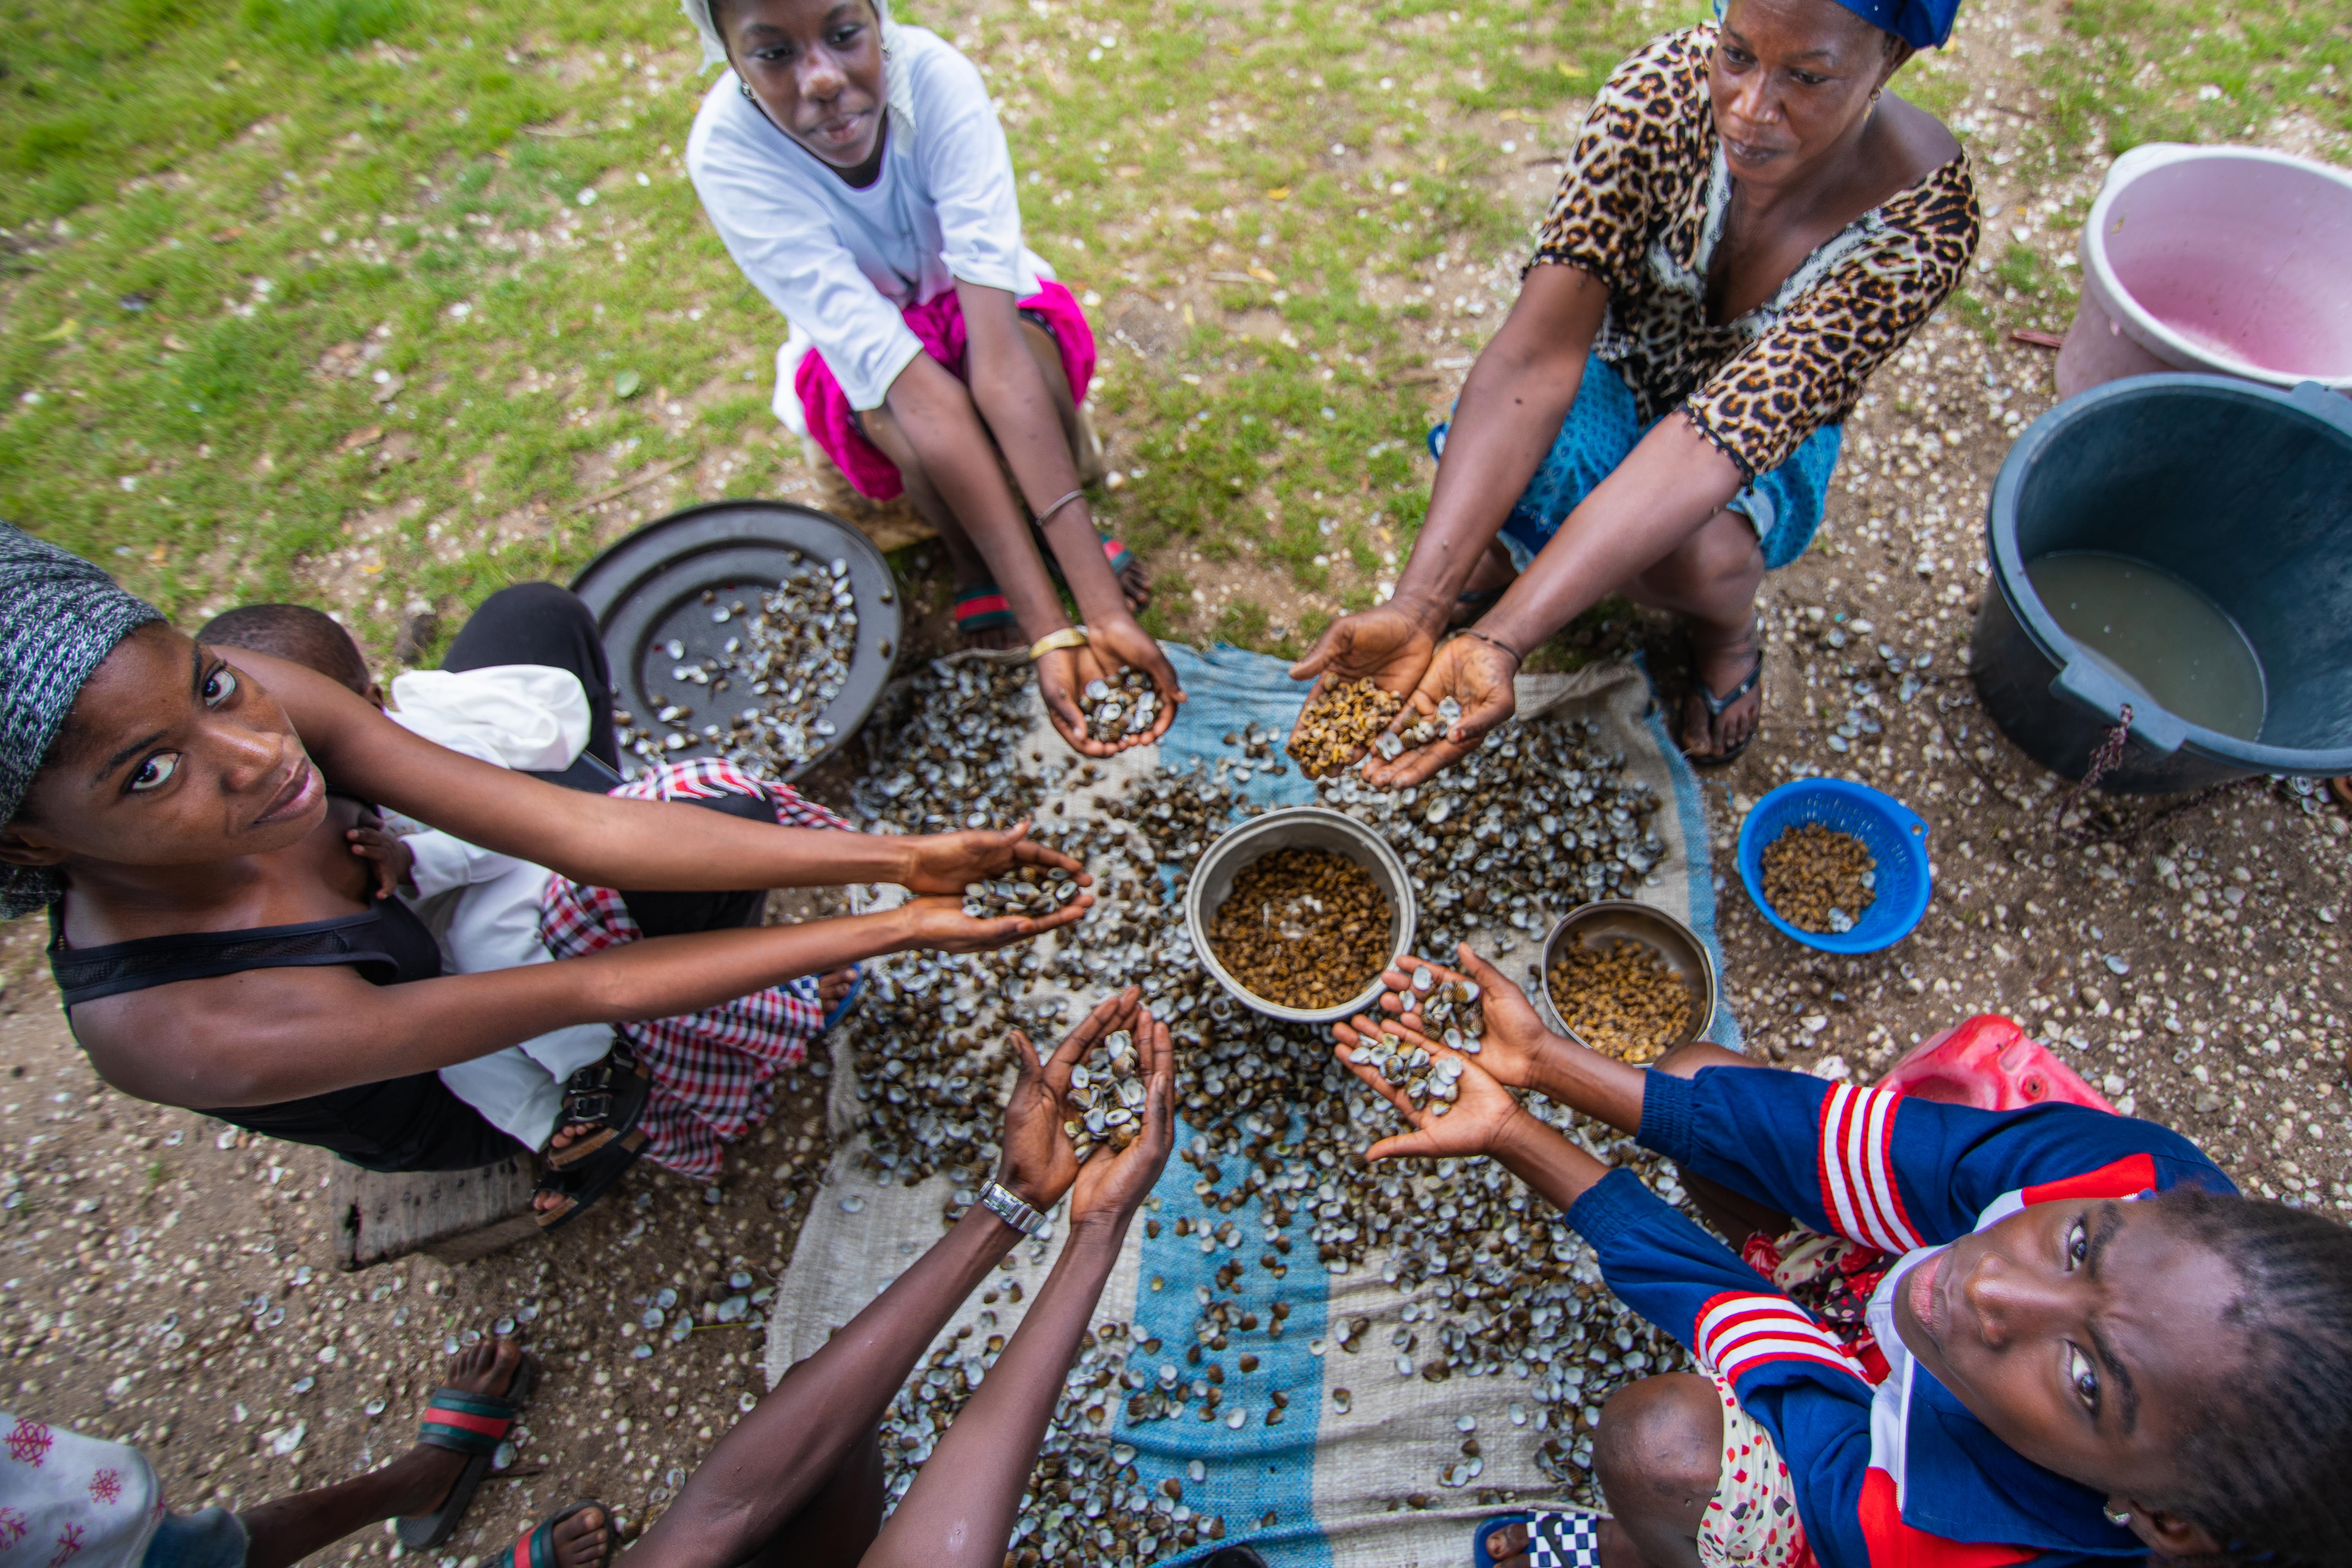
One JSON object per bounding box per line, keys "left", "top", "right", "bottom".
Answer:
{"left": 5, "top": 4, "right": 2349, "bottom": 1567}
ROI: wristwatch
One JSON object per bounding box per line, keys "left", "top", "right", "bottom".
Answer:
{"left": 979, "top": 1179, "right": 1048, "bottom": 1237}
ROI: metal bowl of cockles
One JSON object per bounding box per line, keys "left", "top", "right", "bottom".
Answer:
{"left": 1185, "top": 806, "right": 1417, "bottom": 1025}
{"left": 1536, "top": 901, "right": 1717, "bottom": 1062}
{"left": 570, "top": 501, "right": 902, "bottom": 782}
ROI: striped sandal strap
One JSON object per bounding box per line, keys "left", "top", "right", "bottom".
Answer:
{"left": 417, "top": 1386, "right": 520, "bottom": 1454}
{"left": 1525, "top": 1511, "right": 1605, "bottom": 1568}
{"left": 484, "top": 1502, "right": 605, "bottom": 1568}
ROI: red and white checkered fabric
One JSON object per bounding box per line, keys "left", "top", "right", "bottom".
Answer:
{"left": 539, "top": 758, "right": 850, "bottom": 1179}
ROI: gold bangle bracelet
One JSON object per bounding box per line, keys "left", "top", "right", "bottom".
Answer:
{"left": 1026, "top": 625, "right": 1091, "bottom": 662}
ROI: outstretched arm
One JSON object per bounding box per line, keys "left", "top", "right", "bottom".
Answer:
{"left": 80, "top": 898, "right": 1088, "bottom": 1110}
{"left": 230, "top": 647, "right": 1087, "bottom": 896}
{"left": 620, "top": 993, "right": 1158, "bottom": 1568}
{"left": 860, "top": 1006, "right": 1174, "bottom": 1568}
{"left": 1284, "top": 263, "right": 1606, "bottom": 774}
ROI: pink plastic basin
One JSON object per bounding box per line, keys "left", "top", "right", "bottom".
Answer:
{"left": 2057, "top": 144, "right": 2352, "bottom": 397}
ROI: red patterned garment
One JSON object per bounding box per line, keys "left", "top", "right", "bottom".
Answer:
{"left": 539, "top": 758, "right": 850, "bottom": 1179}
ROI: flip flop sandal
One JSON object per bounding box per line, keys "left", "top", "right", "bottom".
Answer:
{"left": 1471, "top": 1509, "right": 1606, "bottom": 1568}
{"left": 953, "top": 584, "right": 1016, "bottom": 639}
{"left": 1033, "top": 528, "right": 1143, "bottom": 590}
{"left": 820, "top": 965, "right": 866, "bottom": 1034}
{"left": 478, "top": 1500, "right": 615, "bottom": 1568}
{"left": 543, "top": 1044, "right": 651, "bottom": 1172}
{"left": 533, "top": 1127, "right": 647, "bottom": 1233}
{"left": 394, "top": 1358, "right": 542, "bottom": 1550}
{"left": 1682, "top": 640, "right": 1765, "bottom": 769}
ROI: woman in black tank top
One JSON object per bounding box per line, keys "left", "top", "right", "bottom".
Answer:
{"left": 0, "top": 540, "right": 1096, "bottom": 1201}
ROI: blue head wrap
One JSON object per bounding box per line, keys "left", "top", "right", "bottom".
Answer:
{"left": 1717, "top": 0, "right": 1956, "bottom": 49}
{"left": 0, "top": 523, "right": 166, "bottom": 918}
{"left": 1828, "top": 0, "right": 1957, "bottom": 49}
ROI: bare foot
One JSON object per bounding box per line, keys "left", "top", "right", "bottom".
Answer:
{"left": 1114, "top": 555, "right": 1152, "bottom": 615}
{"left": 391, "top": 1338, "right": 526, "bottom": 1518}
{"left": 545, "top": 1506, "right": 611, "bottom": 1568}
{"left": 959, "top": 615, "right": 1022, "bottom": 652}
{"left": 817, "top": 966, "right": 859, "bottom": 1011}
{"left": 1479, "top": 1521, "right": 1534, "bottom": 1568}
{"left": 1680, "top": 619, "right": 1763, "bottom": 762}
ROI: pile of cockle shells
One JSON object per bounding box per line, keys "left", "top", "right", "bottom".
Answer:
{"left": 1323, "top": 714, "right": 1666, "bottom": 958}
{"left": 834, "top": 660, "right": 1691, "bottom": 1531}
{"left": 1289, "top": 678, "right": 1404, "bottom": 779}
{"left": 1344, "top": 1027, "right": 1470, "bottom": 1118}
{"left": 1408, "top": 965, "right": 1488, "bottom": 1054}
{"left": 615, "top": 562, "right": 869, "bottom": 775}
{"left": 1065, "top": 1028, "right": 1149, "bottom": 1161}
{"left": 962, "top": 868, "right": 1085, "bottom": 920}
{"left": 1377, "top": 694, "right": 1459, "bottom": 759}
{"left": 1078, "top": 666, "right": 1161, "bottom": 744}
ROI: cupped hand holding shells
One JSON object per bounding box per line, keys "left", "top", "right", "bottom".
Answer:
{"left": 1064, "top": 1003, "right": 1176, "bottom": 1229}
{"left": 896, "top": 891, "right": 1090, "bottom": 952}
{"left": 1284, "top": 604, "right": 1440, "bottom": 768}
{"left": 995, "top": 988, "right": 1150, "bottom": 1211}
{"left": 898, "top": 821, "right": 1093, "bottom": 897}
{"left": 1332, "top": 1015, "right": 1528, "bottom": 1163}
{"left": 1378, "top": 946, "right": 1554, "bottom": 1093}
{"left": 1037, "top": 618, "right": 1183, "bottom": 759}
{"left": 1359, "top": 633, "right": 1519, "bottom": 788}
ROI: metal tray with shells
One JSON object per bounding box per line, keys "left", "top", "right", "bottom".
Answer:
{"left": 570, "top": 501, "right": 903, "bottom": 782}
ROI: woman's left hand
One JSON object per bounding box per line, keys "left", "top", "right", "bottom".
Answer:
{"left": 1360, "top": 632, "right": 1519, "bottom": 788}
{"left": 995, "top": 989, "right": 1145, "bottom": 1211}
{"left": 898, "top": 822, "right": 1092, "bottom": 897}
{"left": 1334, "top": 1015, "right": 1530, "bottom": 1163}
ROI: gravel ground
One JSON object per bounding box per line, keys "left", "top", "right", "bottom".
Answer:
{"left": 5, "top": 3, "right": 2347, "bottom": 1563}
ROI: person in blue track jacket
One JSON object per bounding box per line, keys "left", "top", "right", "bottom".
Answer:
{"left": 1335, "top": 948, "right": 2352, "bottom": 1568}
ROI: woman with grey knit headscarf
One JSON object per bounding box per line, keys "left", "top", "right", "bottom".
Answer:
{"left": 678, "top": 0, "right": 1186, "bottom": 755}
{"left": 0, "top": 523, "right": 1092, "bottom": 1214}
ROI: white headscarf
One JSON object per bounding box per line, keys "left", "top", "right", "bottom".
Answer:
{"left": 680, "top": 0, "right": 919, "bottom": 135}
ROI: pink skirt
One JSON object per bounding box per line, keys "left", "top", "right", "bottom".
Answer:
{"left": 795, "top": 278, "right": 1097, "bottom": 501}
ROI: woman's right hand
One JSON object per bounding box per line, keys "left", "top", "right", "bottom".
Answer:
{"left": 1036, "top": 618, "right": 1184, "bottom": 760}
{"left": 1369, "top": 945, "right": 1559, "bottom": 1093}
{"left": 894, "top": 893, "right": 1088, "bottom": 953}
{"left": 1284, "top": 604, "right": 1441, "bottom": 759}
{"left": 1334, "top": 1016, "right": 1531, "bottom": 1164}
{"left": 1066, "top": 1004, "right": 1175, "bottom": 1230}
{"left": 994, "top": 989, "right": 1145, "bottom": 1212}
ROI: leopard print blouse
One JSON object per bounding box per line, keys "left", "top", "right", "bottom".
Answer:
{"left": 1531, "top": 24, "right": 1980, "bottom": 479}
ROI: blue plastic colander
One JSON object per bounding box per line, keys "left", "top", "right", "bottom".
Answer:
{"left": 1736, "top": 779, "right": 1932, "bottom": 953}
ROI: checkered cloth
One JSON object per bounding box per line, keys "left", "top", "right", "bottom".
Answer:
{"left": 1518, "top": 1511, "right": 1605, "bottom": 1568}
{"left": 539, "top": 757, "right": 848, "bottom": 1179}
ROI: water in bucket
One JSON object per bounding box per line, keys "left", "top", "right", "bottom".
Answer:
{"left": 2024, "top": 550, "right": 2267, "bottom": 741}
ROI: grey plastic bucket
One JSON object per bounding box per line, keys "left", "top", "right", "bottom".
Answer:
{"left": 1970, "top": 373, "right": 2352, "bottom": 794}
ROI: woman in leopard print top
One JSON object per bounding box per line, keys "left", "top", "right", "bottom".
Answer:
{"left": 1290, "top": 0, "right": 1978, "bottom": 776}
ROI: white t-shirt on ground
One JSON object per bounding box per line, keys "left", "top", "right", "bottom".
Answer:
{"left": 685, "top": 25, "right": 1051, "bottom": 422}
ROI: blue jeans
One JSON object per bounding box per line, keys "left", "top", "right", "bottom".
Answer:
{"left": 1430, "top": 355, "right": 1842, "bottom": 575}
{"left": 143, "top": 1512, "right": 248, "bottom": 1568}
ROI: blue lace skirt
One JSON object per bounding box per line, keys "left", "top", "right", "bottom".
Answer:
{"left": 1430, "top": 354, "right": 1841, "bottom": 574}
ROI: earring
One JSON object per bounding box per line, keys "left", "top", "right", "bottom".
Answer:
{"left": 1870, "top": 87, "right": 1883, "bottom": 101}
{"left": 739, "top": 79, "right": 756, "bottom": 102}
{"left": 2103, "top": 1508, "right": 2132, "bottom": 1528}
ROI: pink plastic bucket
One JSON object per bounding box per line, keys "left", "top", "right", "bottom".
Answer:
{"left": 1877, "top": 1013, "right": 2115, "bottom": 1114}
{"left": 2056, "top": 144, "right": 2352, "bottom": 398}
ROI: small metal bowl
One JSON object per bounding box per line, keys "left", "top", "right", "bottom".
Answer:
{"left": 1185, "top": 806, "right": 1418, "bottom": 1025}
{"left": 1536, "top": 901, "right": 1718, "bottom": 1053}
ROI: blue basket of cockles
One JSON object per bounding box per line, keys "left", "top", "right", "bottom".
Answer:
{"left": 1735, "top": 779, "right": 1931, "bottom": 954}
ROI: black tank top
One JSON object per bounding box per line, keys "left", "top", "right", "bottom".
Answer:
{"left": 49, "top": 898, "right": 444, "bottom": 1006}
{"left": 46, "top": 898, "right": 519, "bottom": 1173}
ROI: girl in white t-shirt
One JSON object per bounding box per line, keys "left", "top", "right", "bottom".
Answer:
{"left": 682, "top": 0, "right": 1183, "bottom": 757}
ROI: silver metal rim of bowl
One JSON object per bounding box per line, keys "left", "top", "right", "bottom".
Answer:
{"left": 1184, "top": 805, "right": 1419, "bottom": 1026}
{"left": 1535, "top": 901, "right": 1719, "bottom": 1051}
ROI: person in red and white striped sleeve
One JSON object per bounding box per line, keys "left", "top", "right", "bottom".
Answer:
{"left": 1336, "top": 947, "right": 2352, "bottom": 1568}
